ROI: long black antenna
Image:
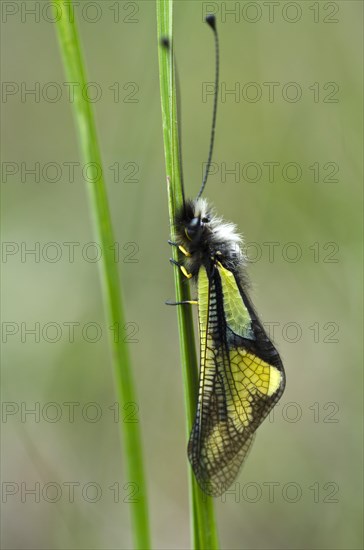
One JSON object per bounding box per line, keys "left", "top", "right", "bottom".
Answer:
{"left": 196, "top": 15, "right": 219, "bottom": 200}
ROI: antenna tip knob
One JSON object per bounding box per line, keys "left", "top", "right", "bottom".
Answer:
{"left": 205, "top": 14, "right": 216, "bottom": 30}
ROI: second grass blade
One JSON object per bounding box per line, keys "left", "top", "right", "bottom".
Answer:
{"left": 53, "top": 1, "right": 151, "bottom": 548}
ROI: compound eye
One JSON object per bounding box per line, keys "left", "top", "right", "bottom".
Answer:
{"left": 189, "top": 217, "right": 200, "bottom": 229}
{"left": 185, "top": 217, "right": 202, "bottom": 241}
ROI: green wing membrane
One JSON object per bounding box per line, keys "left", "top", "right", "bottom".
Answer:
{"left": 188, "top": 264, "right": 285, "bottom": 496}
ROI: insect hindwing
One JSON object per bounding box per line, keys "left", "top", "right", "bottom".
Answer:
{"left": 188, "top": 262, "right": 284, "bottom": 496}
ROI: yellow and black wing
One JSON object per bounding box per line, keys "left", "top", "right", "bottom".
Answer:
{"left": 188, "top": 263, "right": 285, "bottom": 496}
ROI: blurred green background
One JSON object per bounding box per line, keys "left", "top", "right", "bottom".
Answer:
{"left": 1, "top": 1, "right": 363, "bottom": 548}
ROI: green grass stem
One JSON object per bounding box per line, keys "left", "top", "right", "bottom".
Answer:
{"left": 53, "top": 2, "right": 151, "bottom": 548}
{"left": 156, "top": 1, "right": 220, "bottom": 548}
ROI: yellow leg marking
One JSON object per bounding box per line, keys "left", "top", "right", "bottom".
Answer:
{"left": 180, "top": 266, "right": 193, "bottom": 279}
{"left": 186, "top": 300, "right": 198, "bottom": 305}
{"left": 178, "top": 245, "right": 191, "bottom": 257}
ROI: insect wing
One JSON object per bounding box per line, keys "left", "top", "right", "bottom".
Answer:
{"left": 188, "top": 264, "right": 285, "bottom": 496}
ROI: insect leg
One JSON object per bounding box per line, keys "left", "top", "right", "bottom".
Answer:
{"left": 165, "top": 299, "right": 198, "bottom": 306}
{"left": 168, "top": 240, "right": 191, "bottom": 257}
{"left": 169, "top": 258, "right": 193, "bottom": 279}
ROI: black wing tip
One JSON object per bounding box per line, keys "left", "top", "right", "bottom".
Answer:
{"left": 205, "top": 14, "right": 216, "bottom": 30}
